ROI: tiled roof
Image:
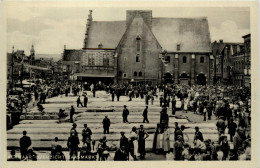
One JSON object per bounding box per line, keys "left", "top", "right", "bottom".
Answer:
{"left": 87, "top": 17, "right": 212, "bottom": 52}
{"left": 63, "top": 50, "right": 83, "bottom": 61}
{"left": 86, "top": 21, "right": 126, "bottom": 49}
{"left": 152, "top": 17, "right": 211, "bottom": 52}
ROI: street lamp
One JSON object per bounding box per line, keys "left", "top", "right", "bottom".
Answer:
{"left": 159, "top": 49, "right": 168, "bottom": 106}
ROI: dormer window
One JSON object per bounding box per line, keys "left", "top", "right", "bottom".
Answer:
{"left": 98, "top": 42, "right": 103, "bottom": 49}
{"left": 177, "top": 43, "right": 181, "bottom": 51}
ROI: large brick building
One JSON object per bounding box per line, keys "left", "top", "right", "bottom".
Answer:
{"left": 63, "top": 10, "right": 212, "bottom": 86}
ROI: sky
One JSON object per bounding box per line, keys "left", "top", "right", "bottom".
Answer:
{"left": 6, "top": 6, "right": 250, "bottom": 56}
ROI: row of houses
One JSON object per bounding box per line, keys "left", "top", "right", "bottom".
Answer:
{"left": 6, "top": 45, "right": 59, "bottom": 86}
{"left": 212, "top": 34, "right": 251, "bottom": 87}
{"left": 61, "top": 10, "right": 251, "bottom": 87}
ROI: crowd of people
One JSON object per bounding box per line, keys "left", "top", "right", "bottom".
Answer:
{"left": 7, "top": 81, "right": 251, "bottom": 161}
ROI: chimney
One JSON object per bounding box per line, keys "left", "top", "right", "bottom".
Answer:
{"left": 64, "top": 45, "right": 66, "bottom": 50}
{"left": 219, "top": 39, "right": 223, "bottom": 43}
{"left": 12, "top": 45, "right": 14, "bottom": 53}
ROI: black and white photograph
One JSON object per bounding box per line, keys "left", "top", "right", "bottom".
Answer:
{"left": 1, "top": 1, "right": 259, "bottom": 167}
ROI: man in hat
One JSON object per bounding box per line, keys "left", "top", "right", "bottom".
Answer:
{"left": 71, "top": 123, "right": 78, "bottom": 137}
{"left": 82, "top": 124, "right": 92, "bottom": 150}
{"left": 142, "top": 106, "right": 149, "bottom": 123}
{"left": 102, "top": 115, "right": 110, "bottom": 134}
{"left": 122, "top": 105, "right": 129, "bottom": 123}
{"left": 67, "top": 130, "right": 80, "bottom": 160}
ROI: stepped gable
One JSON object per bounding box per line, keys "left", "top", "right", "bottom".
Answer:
{"left": 86, "top": 21, "right": 126, "bottom": 49}
{"left": 152, "top": 17, "right": 212, "bottom": 52}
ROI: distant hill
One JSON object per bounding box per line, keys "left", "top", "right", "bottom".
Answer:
{"left": 35, "top": 54, "right": 62, "bottom": 62}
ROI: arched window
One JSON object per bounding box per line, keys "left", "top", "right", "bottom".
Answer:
{"left": 183, "top": 56, "right": 187, "bottom": 63}
{"left": 200, "top": 56, "right": 204, "bottom": 63}
{"left": 139, "top": 72, "right": 142, "bottom": 76}
{"left": 134, "top": 72, "right": 137, "bottom": 76}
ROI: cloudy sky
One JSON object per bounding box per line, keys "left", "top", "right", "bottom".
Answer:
{"left": 6, "top": 5, "right": 250, "bottom": 56}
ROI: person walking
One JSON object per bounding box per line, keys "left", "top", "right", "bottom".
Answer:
{"left": 142, "top": 106, "right": 149, "bottom": 123}
{"left": 138, "top": 125, "right": 149, "bottom": 159}
{"left": 67, "top": 131, "right": 80, "bottom": 160}
{"left": 102, "top": 115, "right": 110, "bottom": 134}
{"left": 83, "top": 95, "right": 88, "bottom": 108}
{"left": 70, "top": 105, "right": 75, "bottom": 123}
{"left": 122, "top": 105, "right": 129, "bottom": 123}
{"left": 19, "top": 131, "right": 32, "bottom": 160}
{"left": 82, "top": 124, "right": 92, "bottom": 150}
{"left": 76, "top": 96, "right": 83, "bottom": 107}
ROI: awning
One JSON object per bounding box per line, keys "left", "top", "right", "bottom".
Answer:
{"left": 22, "top": 64, "right": 50, "bottom": 71}
{"left": 73, "top": 72, "right": 115, "bottom": 78}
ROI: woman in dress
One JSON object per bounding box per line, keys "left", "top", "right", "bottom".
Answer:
{"left": 152, "top": 123, "right": 162, "bottom": 153}
{"left": 162, "top": 126, "right": 170, "bottom": 153}
{"left": 130, "top": 127, "right": 138, "bottom": 157}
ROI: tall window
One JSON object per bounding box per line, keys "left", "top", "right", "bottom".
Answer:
{"left": 200, "top": 56, "right": 204, "bottom": 63}
{"left": 103, "top": 55, "right": 107, "bottom": 66}
{"left": 134, "top": 72, "right": 137, "bottom": 76}
{"left": 183, "top": 56, "right": 187, "bottom": 63}
{"left": 136, "top": 55, "right": 140, "bottom": 62}
{"left": 137, "top": 40, "right": 141, "bottom": 52}
{"left": 139, "top": 72, "right": 142, "bottom": 76}
{"left": 107, "top": 56, "right": 110, "bottom": 66}
{"left": 136, "top": 35, "right": 141, "bottom": 52}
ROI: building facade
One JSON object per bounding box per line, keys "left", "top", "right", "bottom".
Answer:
{"left": 212, "top": 40, "right": 244, "bottom": 85}
{"left": 212, "top": 34, "right": 251, "bottom": 87}
{"left": 63, "top": 10, "right": 212, "bottom": 86}
{"left": 243, "top": 34, "right": 251, "bottom": 88}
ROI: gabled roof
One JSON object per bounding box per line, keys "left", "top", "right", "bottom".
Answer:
{"left": 63, "top": 50, "right": 82, "bottom": 61}
{"left": 152, "top": 17, "right": 211, "bottom": 52}
{"left": 86, "top": 21, "right": 126, "bottom": 49}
